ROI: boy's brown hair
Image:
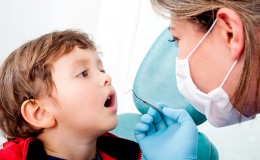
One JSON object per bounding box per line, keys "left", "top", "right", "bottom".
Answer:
{"left": 0, "top": 29, "right": 96, "bottom": 140}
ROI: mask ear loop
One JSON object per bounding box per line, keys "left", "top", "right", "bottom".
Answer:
{"left": 219, "top": 60, "right": 238, "bottom": 88}
{"left": 185, "top": 18, "right": 218, "bottom": 59}
{"left": 124, "top": 89, "right": 163, "bottom": 113}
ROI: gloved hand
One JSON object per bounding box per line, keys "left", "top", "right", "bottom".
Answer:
{"left": 135, "top": 103, "right": 198, "bottom": 160}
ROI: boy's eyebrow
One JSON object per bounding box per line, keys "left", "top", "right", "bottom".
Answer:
{"left": 71, "top": 58, "right": 89, "bottom": 67}
{"left": 70, "top": 56, "right": 103, "bottom": 69}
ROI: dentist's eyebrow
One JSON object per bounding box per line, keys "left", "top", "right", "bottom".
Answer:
{"left": 168, "top": 26, "right": 176, "bottom": 31}
{"left": 124, "top": 89, "right": 163, "bottom": 113}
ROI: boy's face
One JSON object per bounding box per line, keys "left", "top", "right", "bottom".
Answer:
{"left": 49, "top": 46, "right": 117, "bottom": 136}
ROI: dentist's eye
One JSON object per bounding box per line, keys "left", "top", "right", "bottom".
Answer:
{"left": 168, "top": 36, "right": 179, "bottom": 42}
{"left": 168, "top": 38, "right": 175, "bottom": 42}
{"left": 77, "top": 70, "right": 88, "bottom": 78}
{"left": 100, "top": 70, "right": 106, "bottom": 73}
{"left": 168, "top": 36, "right": 179, "bottom": 47}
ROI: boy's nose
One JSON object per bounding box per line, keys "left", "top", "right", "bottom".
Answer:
{"left": 100, "top": 73, "right": 112, "bottom": 86}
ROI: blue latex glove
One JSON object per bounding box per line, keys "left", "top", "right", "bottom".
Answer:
{"left": 135, "top": 103, "right": 198, "bottom": 160}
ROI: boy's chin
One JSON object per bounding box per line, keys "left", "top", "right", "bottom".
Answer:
{"left": 109, "top": 119, "right": 118, "bottom": 131}
{"left": 100, "top": 117, "right": 118, "bottom": 134}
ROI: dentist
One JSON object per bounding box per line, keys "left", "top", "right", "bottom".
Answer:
{"left": 135, "top": 1, "right": 260, "bottom": 159}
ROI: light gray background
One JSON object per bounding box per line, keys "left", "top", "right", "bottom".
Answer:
{"left": 0, "top": 1, "right": 259, "bottom": 159}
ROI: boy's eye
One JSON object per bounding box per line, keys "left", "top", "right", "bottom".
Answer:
{"left": 100, "top": 70, "right": 106, "bottom": 73}
{"left": 77, "top": 70, "right": 88, "bottom": 78}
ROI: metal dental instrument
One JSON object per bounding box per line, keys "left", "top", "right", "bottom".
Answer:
{"left": 125, "top": 89, "right": 163, "bottom": 113}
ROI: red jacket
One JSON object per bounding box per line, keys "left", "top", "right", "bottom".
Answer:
{"left": 0, "top": 133, "right": 142, "bottom": 160}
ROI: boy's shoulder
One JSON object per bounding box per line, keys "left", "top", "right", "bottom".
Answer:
{"left": 0, "top": 137, "right": 45, "bottom": 159}
{"left": 98, "top": 132, "right": 142, "bottom": 160}
{"left": 0, "top": 133, "right": 141, "bottom": 160}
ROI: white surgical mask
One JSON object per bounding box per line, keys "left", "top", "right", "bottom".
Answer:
{"left": 175, "top": 19, "right": 253, "bottom": 127}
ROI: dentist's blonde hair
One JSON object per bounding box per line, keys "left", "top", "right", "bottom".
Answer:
{"left": 151, "top": 0, "right": 260, "bottom": 115}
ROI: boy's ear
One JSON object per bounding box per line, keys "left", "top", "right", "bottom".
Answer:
{"left": 216, "top": 8, "right": 244, "bottom": 60}
{"left": 21, "top": 99, "right": 56, "bottom": 129}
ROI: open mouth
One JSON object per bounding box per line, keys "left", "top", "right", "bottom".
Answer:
{"left": 104, "top": 97, "right": 111, "bottom": 107}
{"left": 104, "top": 92, "right": 115, "bottom": 108}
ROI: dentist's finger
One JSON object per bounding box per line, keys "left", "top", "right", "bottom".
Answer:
{"left": 147, "top": 107, "right": 167, "bottom": 131}
{"left": 156, "top": 103, "right": 175, "bottom": 126}
{"left": 162, "top": 108, "right": 195, "bottom": 126}
{"left": 139, "top": 114, "right": 156, "bottom": 136}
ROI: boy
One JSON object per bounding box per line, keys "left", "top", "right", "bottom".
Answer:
{"left": 0, "top": 30, "right": 141, "bottom": 159}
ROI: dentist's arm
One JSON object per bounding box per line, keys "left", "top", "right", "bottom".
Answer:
{"left": 135, "top": 103, "right": 198, "bottom": 160}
